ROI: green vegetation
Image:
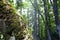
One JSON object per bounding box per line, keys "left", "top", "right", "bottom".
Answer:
{"left": 0, "top": 0, "right": 60, "bottom": 40}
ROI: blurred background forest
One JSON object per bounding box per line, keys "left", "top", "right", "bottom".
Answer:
{"left": 0, "top": 0, "right": 60, "bottom": 40}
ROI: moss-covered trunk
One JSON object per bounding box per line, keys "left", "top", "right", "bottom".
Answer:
{"left": 0, "top": 0, "right": 33, "bottom": 40}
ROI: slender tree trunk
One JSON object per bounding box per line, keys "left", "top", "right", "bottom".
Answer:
{"left": 0, "top": 19, "right": 10, "bottom": 40}
{"left": 29, "top": 0, "right": 44, "bottom": 21}
{"left": 33, "top": 0, "right": 38, "bottom": 40}
{"left": 53, "top": 0, "right": 60, "bottom": 39}
{"left": 43, "top": 0, "right": 51, "bottom": 40}
{"left": 27, "top": 8, "right": 30, "bottom": 27}
{"left": 0, "top": 19, "right": 9, "bottom": 40}
{"left": 37, "top": 14, "right": 41, "bottom": 40}
{"left": 19, "top": 0, "right": 22, "bottom": 14}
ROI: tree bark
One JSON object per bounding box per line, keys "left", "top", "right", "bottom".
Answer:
{"left": 53, "top": 0, "right": 60, "bottom": 39}
{"left": 43, "top": 0, "right": 51, "bottom": 40}
{"left": 33, "top": 0, "right": 38, "bottom": 40}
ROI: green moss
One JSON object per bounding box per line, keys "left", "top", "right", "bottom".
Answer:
{"left": 0, "top": 1, "right": 33, "bottom": 40}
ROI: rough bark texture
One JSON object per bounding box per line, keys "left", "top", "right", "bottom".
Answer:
{"left": 0, "top": 0, "right": 33, "bottom": 40}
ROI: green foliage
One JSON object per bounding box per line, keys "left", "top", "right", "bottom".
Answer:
{"left": 23, "top": 2, "right": 30, "bottom": 8}
{"left": 1, "top": 0, "right": 60, "bottom": 40}
{"left": 22, "top": 15, "right": 28, "bottom": 23}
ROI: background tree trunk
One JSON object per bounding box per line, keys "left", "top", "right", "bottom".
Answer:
{"left": 53, "top": 0, "right": 60, "bottom": 39}
{"left": 43, "top": 0, "right": 51, "bottom": 40}
{"left": 33, "top": 0, "right": 38, "bottom": 40}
